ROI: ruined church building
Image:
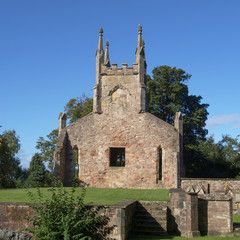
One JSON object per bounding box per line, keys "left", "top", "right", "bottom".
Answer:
{"left": 53, "top": 26, "right": 183, "bottom": 189}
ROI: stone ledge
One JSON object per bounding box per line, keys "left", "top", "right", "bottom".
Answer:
{"left": 199, "top": 193, "right": 232, "bottom": 201}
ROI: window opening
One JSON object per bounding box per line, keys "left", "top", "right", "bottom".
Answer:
{"left": 74, "top": 146, "right": 79, "bottom": 178}
{"left": 110, "top": 147, "right": 125, "bottom": 167}
{"left": 158, "top": 146, "right": 162, "bottom": 180}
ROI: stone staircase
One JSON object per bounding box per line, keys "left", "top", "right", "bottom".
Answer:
{"left": 133, "top": 201, "right": 168, "bottom": 236}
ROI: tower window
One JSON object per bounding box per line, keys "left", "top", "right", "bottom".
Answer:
{"left": 110, "top": 148, "right": 125, "bottom": 167}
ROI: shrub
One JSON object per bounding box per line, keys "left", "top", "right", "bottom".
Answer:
{"left": 25, "top": 181, "right": 109, "bottom": 240}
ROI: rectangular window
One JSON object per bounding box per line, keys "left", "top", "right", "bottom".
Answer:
{"left": 110, "top": 147, "right": 125, "bottom": 167}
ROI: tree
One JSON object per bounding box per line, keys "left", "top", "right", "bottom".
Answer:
{"left": 0, "top": 129, "right": 23, "bottom": 188}
{"left": 64, "top": 94, "right": 93, "bottom": 124}
{"left": 147, "top": 66, "right": 210, "bottom": 177}
{"left": 218, "top": 135, "right": 240, "bottom": 177}
{"left": 36, "top": 129, "right": 58, "bottom": 170}
{"left": 147, "top": 65, "right": 209, "bottom": 146}
{"left": 27, "top": 153, "right": 46, "bottom": 187}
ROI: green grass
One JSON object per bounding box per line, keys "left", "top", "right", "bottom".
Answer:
{"left": 0, "top": 187, "right": 169, "bottom": 205}
{"left": 233, "top": 214, "right": 240, "bottom": 224}
{"left": 130, "top": 237, "right": 239, "bottom": 240}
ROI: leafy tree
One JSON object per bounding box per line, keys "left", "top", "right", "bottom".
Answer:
{"left": 36, "top": 129, "right": 58, "bottom": 170}
{"left": 184, "top": 135, "right": 240, "bottom": 178}
{"left": 147, "top": 66, "right": 211, "bottom": 177}
{"left": 0, "top": 129, "right": 23, "bottom": 188}
{"left": 218, "top": 135, "right": 240, "bottom": 177}
{"left": 64, "top": 94, "right": 93, "bottom": 124}
{"left": 27, "top": 153, "right": 46, "bottom": 187}
{"left": 14, "top": 166, "right": 29, "bottom": 188}
{"left": 147, "top": 65, "right": 209, "bottom": 145}
{"left": 25, "top": 183, "right": 109, "bottom": 240}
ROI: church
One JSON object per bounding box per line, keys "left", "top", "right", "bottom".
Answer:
{"left": 53, "top": 26, "right": 183, "bottom": 189}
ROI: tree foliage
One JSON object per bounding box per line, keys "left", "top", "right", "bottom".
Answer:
{"left": 64, "top": 95, "right": 93, "bottom": 124}
{"left": 36, "top": 129, "right": 58, "bottom": 170}
{"left": 185, "top": 135, "right": 240, "bottom": 178}
{"left": 25, "top": 183, "right": 109, "bottom": 240}
{"left": 147, "top": 65, "right": 209, "bottom": 145}
{"left": 0, "top": 129, "right": 25, "bottom": 188}
{"left": 27, "top": 153, "right": 47, "bottom": 187}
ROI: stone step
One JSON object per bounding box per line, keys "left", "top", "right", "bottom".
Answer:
{"left": 134, "top": 210, "right": 166, "bottom": 218}
{"left": 136, "top": 202, "right": 167, "bottom": 210}
{"left": 134, "top": 219, "right": 167, "bottom": 227}
{"left": 133, "top": 201, "right": 168, "bottom": 236}
{"left": 135, "top": 206, "right": 167, "bottom": 212}
{"left": 133, "top": 231, "right": 167, "bottom": 237}
{"left": 133, "top": 224, "right": 167, "bottom": 235}
{"left": 134, "top": 216, "right": 167, "bottom": 224}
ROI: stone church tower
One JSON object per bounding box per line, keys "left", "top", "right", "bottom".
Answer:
{"left": 53, "top": 26, "right": 183, "bottom": 189}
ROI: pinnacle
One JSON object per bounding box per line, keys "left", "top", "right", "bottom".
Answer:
{"left": 105, "top": 40, "right": 109, "bottom": 46}
{"left": 138, "top": 24, "right": 142, "bottom": 33}
{"left": 99, "top": 27, "right": 103, "bottom": 34}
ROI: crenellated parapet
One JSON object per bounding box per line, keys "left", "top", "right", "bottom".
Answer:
{"left": 101, "top": 63, "right": 139, "bottom": 75}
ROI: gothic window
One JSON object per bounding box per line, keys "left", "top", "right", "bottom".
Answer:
{"left": 110, "top": 147, "right": 125, "bottom": 167}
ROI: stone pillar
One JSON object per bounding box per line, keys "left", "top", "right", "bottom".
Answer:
{"left": 174, "top": 112, "right": 184, "bottom": 178}
{"left": 198, "top": 193, "right": 233, "bottom": 236}
{"left": 168, "top": 189, "right": 200, "bottom": 237}
{"left": 58, "top": 113, "right": 67, "bottom": 135}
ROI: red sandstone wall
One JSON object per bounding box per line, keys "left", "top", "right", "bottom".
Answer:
{"left": 0, "top": 200, "right": 136, "bottom": 240}
{"left": 55, "top": 111, "right": 180, "bottom": 189}
{"left": 0, "top": 203, "right": 33, "bottom": 231}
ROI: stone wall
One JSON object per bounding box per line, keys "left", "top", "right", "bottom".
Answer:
{"left": 0, "top": 200, "right": 136, "bottom": 240}
{"left": 0, "top": 194, "right": 234, "bottom": 238}
{"left": 181, "top": 178, "right": 240, "bottom": 210}
{"left": 198, "top": 194, "right": 233, "bottom": 236}
{"left": 54, "top": 111, "right": 181, "bottom": 189}
{"left": 0, "top": 203, "right": 33, "bottom": 231}
{"left": 168, "top": 189, "right": 200, "bottom": 238}
{"left": 168, "top": 189, "right": 233, "bottom": 237}
{"left": 0, "top": 228, "right": 33, "bottom": 240}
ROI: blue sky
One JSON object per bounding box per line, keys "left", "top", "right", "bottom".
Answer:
{"left": 1, "top": 0, "right": 240, "bottom": 168}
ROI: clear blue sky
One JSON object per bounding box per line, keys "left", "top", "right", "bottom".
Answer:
{"left": 1, "top": 0, "right": 240, "bottom": 168}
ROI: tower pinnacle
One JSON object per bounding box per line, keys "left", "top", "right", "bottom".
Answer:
{"left": 104, "top": 40, "right": 110, "bottom": 67}
{"left": 97, "top": 27, "right": 104, "bottom": 55}
{"left": 137, "top": 24, "right": 143, "bottom": 49}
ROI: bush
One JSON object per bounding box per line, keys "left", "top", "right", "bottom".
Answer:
{"left": 25, "top": 181, "right": 109, "bottom": 240}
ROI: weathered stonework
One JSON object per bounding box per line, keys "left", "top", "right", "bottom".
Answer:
{"left": 0, "top": 201, "right": 137, "bottom": 240}
{"left": 181, "top": 178, "right": 240, "bottom": 211}
{"left": 53, "top": 26, "right": 183, "bottom": 189}
{"left": 168, "top": 189, "right": 200, "bottom": 237}
{"left": 198, "top": 194, "right": 233, "bottom": 236}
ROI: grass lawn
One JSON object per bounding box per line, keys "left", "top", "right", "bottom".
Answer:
{"left": 0, "top": 187, "right": 169, "bottom": 205}
{"left": 233, "top": 213, "right": 240, "bottom": 225}
{"left": 130, "top": 236, "right": 239, "bottom": 240}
